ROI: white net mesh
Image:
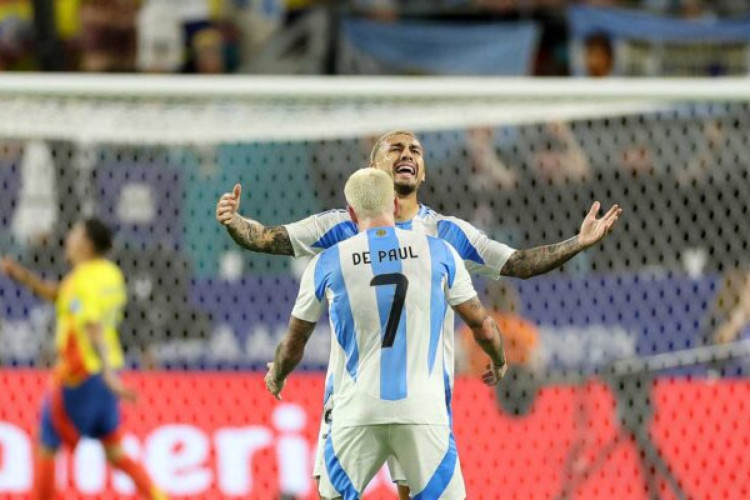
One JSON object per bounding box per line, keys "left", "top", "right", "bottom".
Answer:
{"left": 0, "top": 75, "right": 749, "bottom": 498}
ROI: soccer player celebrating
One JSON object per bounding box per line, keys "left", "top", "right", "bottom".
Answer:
{"left": 266, "top": 169, "right": 508, "bottom": 499}
{"left": 0, "top": 219, "right": 167, "bottom": 500}
{"left": 217, "top": 130, "right": 621, "bottom": 494}
{"left": 216, "top": 130, "right": 621, "bottom": 278}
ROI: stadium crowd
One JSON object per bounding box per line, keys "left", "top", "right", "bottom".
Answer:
{"left": 0, "top": 0, "right": 748, "bottom": 75}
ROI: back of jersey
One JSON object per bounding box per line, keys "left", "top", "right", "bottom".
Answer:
{"left": 294, "top": 226, "right": 477, "bottom": 427}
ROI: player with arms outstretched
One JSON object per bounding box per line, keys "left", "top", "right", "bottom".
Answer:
{"left": 1, "top": 219, "right": 167, "bottom": 500}
{"left": 218, "top": 130, "right": 621, "bottom": 496}
{"left": 265, "top": 169, "right": 507, "bottom": 499}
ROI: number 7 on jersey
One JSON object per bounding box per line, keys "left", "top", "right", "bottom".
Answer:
{"left": 370, "top": 273, "right": 409, "bottom": 348}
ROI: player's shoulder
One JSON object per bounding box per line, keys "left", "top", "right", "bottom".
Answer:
{"left": 74, "top": 259, "right": 125, "bottom": 292}
{"left": 314, "top": 208, "right": 352, "bottom": 223}
{"left": 409, "top": 230, "right": 457, "bottom": 263}
{"left": 101, "top": 260, "right": 125, "bottom": 286}
{"left": 419, "top": 206, "right": 477, "bottom": 230}
{"left": 423, "top": 233, "right": 460, "bottom": 257}
{"left": 315, "top": 230, "right": 365, "bottom": 267}
{"left": 416, "top": 204, "right": 441, "bottom": 221}
{"left": 416, "top": 205, "right": 466, "bottom": 223}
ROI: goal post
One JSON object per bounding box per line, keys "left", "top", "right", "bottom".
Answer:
{"left": 0, "top": 74, "right": 748, "bottom": 144}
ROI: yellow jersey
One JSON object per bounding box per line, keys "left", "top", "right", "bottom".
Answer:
{"left": 54, "top": 259, "right": 127, "bottom": 385}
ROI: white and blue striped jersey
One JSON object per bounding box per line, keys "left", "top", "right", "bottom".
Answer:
{"left": 284, "top": 205, "right": 516, "bottom": 280}
{"left": 292, "top": 227, "right": 477, "bottom": 427}
{"left": 286, "top": 205, "right": 514, "bottom": 419}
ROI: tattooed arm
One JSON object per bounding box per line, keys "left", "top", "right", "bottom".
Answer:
{"left": 501, "top": 236, "right": 583, "bottom": 279}
{"left": 500, "top": 201, "right": 622, "bottom": 279}
{"left": 216, "top": 183, "right": 294, "bottom": 256}
{"left": 454, "top": 296, "right": 507, "bottom": 385}
{"left": 226, "top": 215, "right": 294, "bottom": 256}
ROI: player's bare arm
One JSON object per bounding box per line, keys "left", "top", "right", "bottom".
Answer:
{"left": 265, "top": 316, "right": 316, "bottom": 399}
{"left": 500, "top": 201, "right": 622, "bottom": 279}
{"left": 454, "top": 296, "right": 508, "bottom": 385}
{"left": 216, "top": 183, "right": 294, "bottom": 256}
{"left": 85, "top": 322, "right": 137, "bottom": 402}
{"left": 0, "top": 256, "right": 60, "bottom": 302}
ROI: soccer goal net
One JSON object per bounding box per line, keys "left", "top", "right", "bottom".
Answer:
{"left": 0, "top": 75, "right": 748, "bottom": 498}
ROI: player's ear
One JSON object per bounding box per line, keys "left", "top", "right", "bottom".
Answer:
{"left": 347, "top": 205, "right": 358, "bottom": 226}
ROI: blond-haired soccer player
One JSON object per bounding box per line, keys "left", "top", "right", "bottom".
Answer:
{"left": 266, "top": 169, "right": 507, "bottom": 499}
{"left": 218, "top": 130, "right": 621, "bottom": 498}
{"left": 1, "top": 219, "right": 167, "bottom": 500}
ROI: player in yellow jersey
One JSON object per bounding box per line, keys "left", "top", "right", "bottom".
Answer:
{"left": 1, "top": 218, "right": 167, "bottom": 500}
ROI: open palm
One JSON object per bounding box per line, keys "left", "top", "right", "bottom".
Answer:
{"left": 578, "top": 201, "right": 622, "bottom": 248}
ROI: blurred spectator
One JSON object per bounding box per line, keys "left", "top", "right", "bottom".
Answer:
{"left": 3, "top": 0, "right": 750, "bottom": 76}
{"left": 190, "top": 26, "right": 225, "bottom": 73}
{"left": 228, "top": 0, "right": 284, "bottom": 61}
{"left": 79, "top": 0, "right": 138, "bottom": 72}
{"left": 583, "top": 32, "right": 614, "bottom": 77}
{"left": 0, "top": 0, "right": 34, "bottom": 70}
{"left": 466, "top": 127, "right": 519, "bottom": 192}
{"left": 136, "top": 0, "right": 185, "bottom": 73}
{"left": 533, "top": 122, "right": 590, "bottom": 184}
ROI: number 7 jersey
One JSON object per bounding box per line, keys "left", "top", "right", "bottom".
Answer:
{"left": 292, "top": 226, "right": 477, "bottom": 427}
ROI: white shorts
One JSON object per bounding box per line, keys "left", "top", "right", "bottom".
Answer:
{"left": 312, "top": 404, "right": 406, "bottom": 483}
{"left": 318, "top": 423, "right": 465, "bottom": 500}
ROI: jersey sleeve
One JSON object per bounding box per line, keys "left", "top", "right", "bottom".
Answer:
{"left": 436, "top": 216, "right": 516, "bottom": 280}
{"left": 283, "top": 209, "right": 356, "bottom": 257}
{"left": 291, "top": 254, "right": 326, "bottom": 323}
{"left": 445, "top": 244, "right": 478, "bottom": 306}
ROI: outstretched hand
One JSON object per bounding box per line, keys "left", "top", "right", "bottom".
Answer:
{"left": 577, "top": 201, "right": 622, "bottom": 249}
{"left": 216, "top": 184, "right": 242, "bottom": 226}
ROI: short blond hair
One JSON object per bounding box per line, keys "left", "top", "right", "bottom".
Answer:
{"left": 344, "top": 168, "right": 395, "bottom": 219}
{"left": 369, "top": 130, "right": 417, "bottom": 165}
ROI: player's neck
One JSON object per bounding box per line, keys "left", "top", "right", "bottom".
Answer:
{"left": 395, "top": 194, "right": 419, "bottom": 222}
{"left": 358, "top": 215, "right": 396, "bottom": 232}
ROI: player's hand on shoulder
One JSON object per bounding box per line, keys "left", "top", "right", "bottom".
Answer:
{"left": 216, "top": 183, "right": 243, "bottom": 226}
{"left": 482, "top": 362, "right": 508, "bottom": 387}
{"left": 103, "top": 370, "right": 138, "bottom": 403}
{"left": 264, "top": 361, "right": 285, "bottom": 400}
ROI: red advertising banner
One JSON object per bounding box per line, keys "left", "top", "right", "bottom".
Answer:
{"left": 0, "top": 370, "right": 748, "bottom": 499}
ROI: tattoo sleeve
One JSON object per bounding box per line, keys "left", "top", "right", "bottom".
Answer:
{"left": 272, "top": 318, "right": 316, "bottom": 382}
{"left": 500, "top": 236, "right": 584, "bottom": 279}
{"left": 226, "top": 215, "right": 294, "bottom": 256}
{"left": 454, "top": 297, "right": 506, "bottom": 366}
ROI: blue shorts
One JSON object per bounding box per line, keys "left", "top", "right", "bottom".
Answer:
{"left": 40, "top": 374, "right": 121, "bottom": 450}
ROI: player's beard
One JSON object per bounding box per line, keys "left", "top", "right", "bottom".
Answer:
{"left": 394, "top": 180, "right": 417, "bottom": 196}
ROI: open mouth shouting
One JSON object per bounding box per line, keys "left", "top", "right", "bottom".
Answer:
{"left": 394, "top": 162, "right": 417, "bottom": 179}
